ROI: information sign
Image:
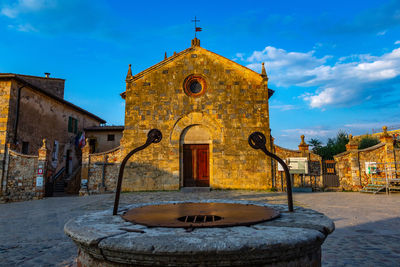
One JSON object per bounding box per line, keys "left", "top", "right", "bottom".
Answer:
{"left": 288, "top": 157, "right": 308, "bottom": 174}
{"left": 365, "top": 162, "right": 377, "bottom": 174}
{"left": 36, "top": 177, "right": 43, "bottom": 187}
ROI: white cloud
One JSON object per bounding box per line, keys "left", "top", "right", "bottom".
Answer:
{"left": 343, "top": 122, "right": 384, "bottom": 129}
{"left": 281, "top": 128, "right": 334, "bottom": 137}
{"left": 395, "top": 40, "right": 400, "bottom": 45}
{"left": 269, "top": 104, "right": 298, "bottom": 111}
{"left": 377, "top": 30, "right": 387, "bottom": 36}
{"left": 235, "top": 53, "right": 244, "bottom": 61}
{"left": 245, "top": 46, "right": 400, "bottom": 108}
{"left": 1, "top": 0, "right": 54, "bottom": 18}
{"left": 1, "top": 7, "right": 18, "bottom": 18}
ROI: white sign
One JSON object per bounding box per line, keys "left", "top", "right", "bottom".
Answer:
{"left": 365, "top": 162, "right": 377, "bottom": 174}
{"left": 288, "top": 157, "right": 308, "bottom": 174}
{"left": 36, "top": 177, "right": 43, "bottom": 187}
{"left": 277, "top": 162, "right": 284, "bottom": 172}
{"left": 81, "top": 179, "right": 88, "bottom": 189}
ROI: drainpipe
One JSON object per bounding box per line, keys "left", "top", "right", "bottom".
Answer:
{"left": 13, "top": 85, "right": 26, "bottom": 145}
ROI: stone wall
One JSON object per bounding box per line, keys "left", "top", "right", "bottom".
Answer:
{"left": 2, "top": 79, "right": 103, "bottom": 186}
{"left": 273, "top": 138, "right": 322, "bottom": 190}
{"left": 80, "top": 144, "right": 120, "bottom": 195}
{"left": 4, "top": 150, "right": 38, "bottom": 202}
{"left": 17, "top": 74, "right": 65, "bottom": 98}
{"left": 334, "top": 127, "right": 397, "bottom": 191}
{"left": 0, "top": 81, "right": 12, "bottom": 189}
{"left": 8, "top": 79, "right": 100, "bottom": 155}
{"left": 0, "top": 141, "right": 49, "bottom": 203}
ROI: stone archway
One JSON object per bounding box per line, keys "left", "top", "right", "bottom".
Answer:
{"left": 180, "top": 125, "right": 212, "bottom": 187}
{"left": 170, "top": 112, "right": 223, "bottom": 146}
{"left": 170, "top": 112, "right": 223, "bottom": 188}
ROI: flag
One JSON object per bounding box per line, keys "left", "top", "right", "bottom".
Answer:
{"left": 78, "top": 132, "right": 86, "bottom": 148}
{"left": 195, "top": 27, "right": 202, "bottom": 32}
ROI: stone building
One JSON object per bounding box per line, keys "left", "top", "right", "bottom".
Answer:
{"left": 84, "top": 126, "right": 124, "bottom": 153}
{"left": 0, "top": 73, "right": 105, "bottom": 201}
{"left": 82, "top": 38, "right": 276, "bottom": 193}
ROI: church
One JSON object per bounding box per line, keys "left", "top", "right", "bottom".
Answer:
{"left": 116, "top": 37, "right": 275, "bottom": 191}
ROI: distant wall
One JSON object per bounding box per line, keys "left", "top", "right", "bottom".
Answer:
{"left": 17, "top": 75, "right": 65, "bottom": 98}
{"left": 334, "top": 130, "right": 396, "bottom": 191}
{"left": 80, "top": 145, "right": 120, "bottom": 195}
{"left": 85, "top": 130, "right": 123, "bottom": 153}
{"left": 273, "top": 145, "right": 322, "bottom": 190}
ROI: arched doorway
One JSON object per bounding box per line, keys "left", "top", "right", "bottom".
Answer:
{"left": 180, "top": 125, "right": 211, "bottom": 187}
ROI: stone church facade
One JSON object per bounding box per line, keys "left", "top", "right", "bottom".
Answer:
{"left": 115, "top": 38, "right": 275, "bottom": 191}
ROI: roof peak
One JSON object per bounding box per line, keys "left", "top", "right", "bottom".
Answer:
{"left": 191, "top": 37, "right": 200, "bottom": 47}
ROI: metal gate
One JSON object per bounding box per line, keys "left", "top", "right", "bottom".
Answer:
{"left": 322, "top": 160, "right": 340, "bottom": 187}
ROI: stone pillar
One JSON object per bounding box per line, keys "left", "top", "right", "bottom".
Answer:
{"left": 298, "top": 135, "right": 312, "bottom": 187}
{"left": 0, "top": 144, "right": 11, "bottom": 202}
{"left": 36, "top": 139, "right": 48, "bottom": 199}
{"left": 298, "top": 135, "right": 309, "bottom": 157}
{"left": 79, "top": 138, "right": 90, "bottom": 196}
{"left": 380, "top": 126, "right": 395, "bottom": 175}
{"left": 345, "top": 134, "right": 361, "bottom": 188}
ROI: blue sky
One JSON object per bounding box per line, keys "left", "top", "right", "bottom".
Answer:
{"left": 1, "top": 0, "right": 400, "bottom": 149}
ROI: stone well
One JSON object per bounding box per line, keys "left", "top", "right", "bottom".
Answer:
{"left": 64, "top": 200, "right": 334, "bottom": 266}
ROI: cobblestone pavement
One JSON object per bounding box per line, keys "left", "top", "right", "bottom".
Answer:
{"left": 0, "top": 191, "right": 399, "bottom": 266}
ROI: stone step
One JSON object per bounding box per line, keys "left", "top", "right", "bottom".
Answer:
{"left": 180, "top": 187, "right": 211, "bottom": 193}
{"left": 54, "top": 181, "right": 65, "bottom": 192}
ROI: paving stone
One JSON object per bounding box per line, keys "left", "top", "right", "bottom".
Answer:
{"left": 1, "top": 191, "right": 400, "bottom": 266}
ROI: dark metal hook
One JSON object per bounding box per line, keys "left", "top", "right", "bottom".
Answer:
{"left": 113, "top": 129, "right": 162, "bottom": 215}
{"left": 248, "top": 132, "right": 294, "bottom": 212}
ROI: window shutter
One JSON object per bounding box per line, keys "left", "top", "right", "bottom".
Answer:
{"left": 68, "top": 117, "right": 72, "bottom": 132}
{"left": 74, "top": 119, "right": 78, "bottom": 134}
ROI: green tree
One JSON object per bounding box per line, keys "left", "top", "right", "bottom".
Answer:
{"left": 358, "top": 135, "right": 380, "bottom": 149}
{"left": 309, "top": 138, "right": 322, "bottom": 154}
{"left": 307, "top": 130, "right": 349, "bottom": 159}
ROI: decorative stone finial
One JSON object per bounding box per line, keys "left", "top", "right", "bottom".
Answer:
{"left": 38, "top": 138, "right": 48, "bottom": 160}
{"left": 379, "top": 125, "right": 392, "bottom": 144}
{"left": 164, "top": 52, "right": 167, "bottom": 60}
{"left": 346, "top": 134, "right": 358, "bottom": 151}
{"left": 298, "top": 135, "right": 309, "bottom": 151}
{"left": 41, "top": 138, "right": 47, "bottom": 149}
{"left": 126, "top": 64, "right": 133, "bottom": 80}
{"left": 382, "top": 126, "right": 389, "bottom": 136}
{"left": 347, "top": 134, "right": 357, "bottom": 145}
{"left": 300, "top": 135, "right": 306, "bottom": 145}
{"left": 260, "top": 62, "right": 268, "bottom": 82}
{"left": 191, "top": 37, "right": 200, "bottom": 47}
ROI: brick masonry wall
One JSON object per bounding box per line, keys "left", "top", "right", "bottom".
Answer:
{"left": 121, "top": 45, "right": 272, "bottom": 191}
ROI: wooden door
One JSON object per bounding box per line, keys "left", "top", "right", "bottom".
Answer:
{"left": 183, "top": 144, "right": 209, "bottom": 187}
